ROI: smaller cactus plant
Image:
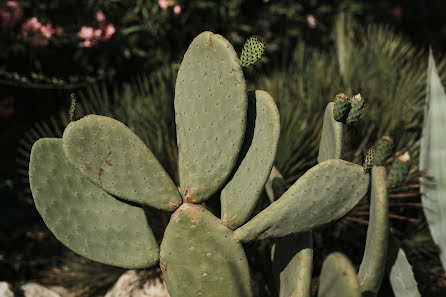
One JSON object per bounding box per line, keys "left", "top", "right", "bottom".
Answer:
{"left": 240, "top": 35, "right": 265, "bottom": 67}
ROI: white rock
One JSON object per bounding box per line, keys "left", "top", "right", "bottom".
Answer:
{"left": 105, "top": 270, "right": 170, "bottom": 297}
{"left": 0, "top": 282, "right": 14, "bottom": 297}
{"left": 21, "top": 283, "right": 61, "bottom": 297}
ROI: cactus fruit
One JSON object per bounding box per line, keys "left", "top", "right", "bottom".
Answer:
{"left": 28, "top": 31, "right": 375, "bottom": 297}
{"left": 374, "top": 136, "right": 393, "bottom": 166}
{"left": 333, "top": 93, "right": 350, "bottom": 122}
{"left": 240, "top": 35, "right": 265, "bottom": 67}
{"left": 363, "top": 148, "right": 375, "bottom": 173}
{"left": 386, "top": 152, "right": 411, "bottom": 188}
{"left": 345, "top": 93, "right": 365, "bottom": 125}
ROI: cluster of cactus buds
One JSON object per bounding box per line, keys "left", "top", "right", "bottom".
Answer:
{"left": 333, "top": 92, "right": 365, "bottom": 125}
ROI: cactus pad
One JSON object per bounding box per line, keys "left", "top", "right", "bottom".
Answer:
{"left": 374, "top": 136, "right": 393, "bottom": 166}
{"left": 240, "top": 35, "right": 265, "bottom": 67}
{"left": 345, "top": 93, "right": 365, "bottom": 125}
{"left": 63, "top": 115, "right": 182, "bottom": 211}
{"left": 358, "top": 166, "right": 389, "bottom": 296}
{"left": 273, "top": 233, "right": 313, "bottom": 297}
{"left": 221, "top": 90, "right": 280, "bottom": 229}
{"left": 333, "top": 93, "right": 350, "bottom": 122}
{"left": 318, "top": 252, "right": 361, "bottom": 297}
{"left": 317, "top": 103, "right": 344, "bottom": 162}
{"left": 234, "top": 159, "right": 369, "bottom": 242}
{"left": 160, "top": 204, "right": 252, "bottom": 297}
{"left": 175, "top": 31, "right": 247, "bottom": 203}
{"left": 29, "top": 138, "right": 159, "bottom": 268}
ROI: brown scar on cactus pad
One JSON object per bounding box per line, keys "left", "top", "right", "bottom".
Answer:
{"left": 103, "top": 150, "right": 113, "bottom": 166}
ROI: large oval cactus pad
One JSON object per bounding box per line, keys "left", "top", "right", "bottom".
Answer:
{"left": 175, "top": 31, "right": 247, "bottom": 203}
{"left": 63, "top": 115, "right": 181, "bottom": 211}
{"left": 234, "top": 159, "right": 369, "bottom": 242}
{"left": 317, "top": 102, "right": 344, "bottom": 162}
{"left": 29, "top": 138, "right": 159, "bottom": 268}
{"left": 221, "top": 90, "right": 280, "bottom": 229}
{"left": 160, "top": 204, "right": 252, "bottom": 297}
{"left": 318, "top": 252, "right": 361, "bottom": 297}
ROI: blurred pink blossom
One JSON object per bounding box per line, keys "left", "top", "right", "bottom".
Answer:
{"left": 158, "top": 0, "right": 168, "bottom": 10}
{"left": 306, "top": 14, "right": 316, "bottom": 28}
{"left": 0, "top": 0, "right": 23, "bottom": 28}
{"left": 96, "top": 11, "right": 106, "bottom": 23}
{"left": 55, "top": 25, "right": 63, "bottom": 36}
{"left": 78, "top": 26, "right": 94, "bottom": 39}
{"left": 173, "top": 5, "right": 181, "bottom": 15}
{"left": 392, "top": 7, "right": 403, "bottom": 20}
{"left": 104, "top": 24, "right": 115, "bottom": 39}
{"left": 0, "top": 96, "right": 15, "bottom": 118}
{"left": 21, "top": 17, "right": 63, "bottom": 46}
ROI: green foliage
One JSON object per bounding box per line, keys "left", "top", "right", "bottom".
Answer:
{"left": 386, "top": 152, "right": 411, "bottom": 189}
{"left": 374, "top": 136, "right": 393, "bottom": 166}
{"left": 363, "top": 148, "right": 375, "bottom": 173}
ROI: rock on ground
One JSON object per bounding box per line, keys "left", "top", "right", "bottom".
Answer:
{"left": 105, "top": 270, "right": 170, "bottom": 297}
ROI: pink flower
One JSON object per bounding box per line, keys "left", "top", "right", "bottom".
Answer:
{"left": 158, "top": 0, "right": 168, "bottom": 10}
{"left": 96, "top": 11, "right": 106, "bottom": 23}
{"left": 104, "top": 24, "right": 115, "bottom": 39}
{"left": 78, "top": 26, "right": 94, "bottom": 39}
{"left": 93, "top": 28, "right": 102, "bottom": 39}
{"left": 306, "top": 14, "right": 316, "bottom": 28}
{"left": 55, "top": 25, "right": 63, "bottom": 36}
{"left": 0, "top": 96, "right": 15, "bottom": 118}
{"left": 173, "top": 5, "right": 181, "bottom": 15}
{"left": 40, "top": 23, "right": 54, "bottom": 38}
{"left": 0, "top": 0, "right": 23, "bottom": 28}
{"left": 392, "top": 7, "right": 403, "bottom": 20}
{"left": 6, "top": 1, "right": 19, "bottom": 8}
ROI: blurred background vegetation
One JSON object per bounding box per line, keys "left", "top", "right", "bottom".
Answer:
{"left": 1, "top": 0, "right": 446, "bottom": 296}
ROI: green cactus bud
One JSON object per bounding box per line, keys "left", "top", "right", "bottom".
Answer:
{"left": 363, "top": 148, "right": 375, "bottom": 173}
{"left": 240, "top": 35, "right": 265, "bottom": 67}
{"left": 346, "top": 93, "right": 365, "bottom": 125}
{"left": 386, "top": 152, "right": 411, "bottom": 189}
{"left": 374, "top": 136, "right": 393, "bottom": 166}
{"left": 333, "top": 93, "right": 350, "bottom": 122}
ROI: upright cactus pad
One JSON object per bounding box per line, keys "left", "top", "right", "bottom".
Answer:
{"left": 374, "top": 136, "right": 393, "bottom": 166}
{"left": 220, "top": 90, "right": 280, "bottom": 229}
{"left": 358, "top": 166, "right": 389, "bottom": 296}
{"left": 234, "top": 159, "right": 369, "bottom": 242}
{"left": 175, "top": 31, "right": 247, "bottom": 203}
{"left": 333, "top": 93, "right": 350, "bottom": 122}
{"left": 63, "top": 115, "right": 182, "bottom": 211}
{"left": 318, "top": 253, "right": 361, "bottom": 297}
{"left": 345, "top": 93, "right": 365, "bottom": 125}
{"left": 317, "top": 102, "right": 344, "bottom": 162}
{"left": 240, "top": 35, "right": 265, "bottom": 67}
{"left": 386, "top": 152, "right": 411, "bottom": 188}
{"left": 29, "top": 139, "right": 159, "bottom": 268}
{"left": 160, "top": 204, "right": 252, "bottom": 297}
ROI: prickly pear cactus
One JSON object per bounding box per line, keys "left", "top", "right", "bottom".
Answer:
{"left": 28, "top": 31, "right": 373, "bottom": 297}
{"left": 346, "top": 93, "right": 365, "bottom": 125}
{"left": 333, "top": 93, "right": 350, "bottom": 122}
